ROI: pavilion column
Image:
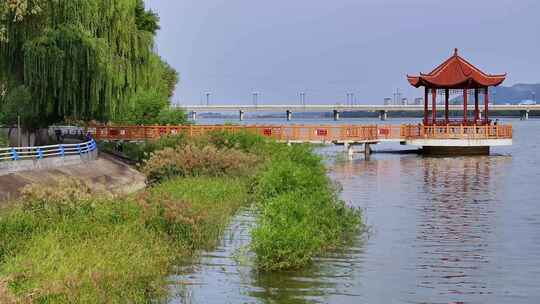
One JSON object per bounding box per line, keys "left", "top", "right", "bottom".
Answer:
{"left": 424, "top": 87, "right": 429, "bottom": 125}
{"left": 445, "top": 89, "right": 449, "bottom": 124}
{"left": 484, "top": 87, "right": 489, "bottom": 124}
{"left": 463, "top": 89, "right": 468, "bottom": 124}
{"left": 474, "top": 89, "right": 480, "bottom": 123}
{"left": 432, "top": 88, "right": 437, "bottom": 125}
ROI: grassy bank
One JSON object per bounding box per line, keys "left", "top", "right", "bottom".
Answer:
{"left": 0, "top": 131, "right": 363, "bottom": 302}
{"left": 0, "top": 181, "right": 171, "bottom": 303}
{"left": 0, "top": 177, "right": 251, "bottom": 302}
{"left": 148, "top": 176, "right": 251, "bottom": 251}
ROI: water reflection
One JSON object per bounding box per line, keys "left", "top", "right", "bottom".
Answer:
{"left": 415, "top": 157, "right": 510, "bottom": 302}
{"left": 330, "top": 154, "right": 513, "bottom": 303}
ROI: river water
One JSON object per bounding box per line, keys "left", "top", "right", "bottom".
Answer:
{"left": 168, "top": 117, "right": 540, "bottom": 304}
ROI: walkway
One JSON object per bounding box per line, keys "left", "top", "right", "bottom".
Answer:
{"left": 88, "top": 124, "right": 513, "bottom": 143}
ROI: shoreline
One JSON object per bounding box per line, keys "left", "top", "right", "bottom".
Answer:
{"left": 0, "top": 132, "right": 363, "bottom": 302}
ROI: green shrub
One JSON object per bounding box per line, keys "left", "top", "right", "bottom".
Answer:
{"left": 141, "top": 144, "right": 260, "bottom": 184}
{"left": 250, "top": 140, "right": 363, "bottom": 270}
{"left": 98, "top": 133, "right": 188, "bottom": 164}
{"left": 253, "top": 159, "right": 326, "bottom": 201}
{"left": 252, "top": 189, "right": 360, "bottom": 270}
{"left": 205, "top": 130, "right": 270, "bottom": 153}
{"left": 156, "top": 107, "right": 189, "bottom": 125}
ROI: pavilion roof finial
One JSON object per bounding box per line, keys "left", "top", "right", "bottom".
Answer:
{"left": 454, "top": 48, "right": 458, "bottom": 56}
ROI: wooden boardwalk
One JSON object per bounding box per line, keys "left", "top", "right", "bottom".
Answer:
{"left": 88, "top": 124, "right": 513, "bottom": 143}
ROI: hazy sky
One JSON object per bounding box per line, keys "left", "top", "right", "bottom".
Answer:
{"left": 145, "top": 0, "right": 540, "bottom": 105}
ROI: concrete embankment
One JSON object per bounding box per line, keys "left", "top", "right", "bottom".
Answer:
{"left": 0, "top": 153, "right": 146, "bottom": 202}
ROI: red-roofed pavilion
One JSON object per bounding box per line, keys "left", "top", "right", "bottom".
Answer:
{"left": 407, "top": 49, "right": 506, "bottom": 126}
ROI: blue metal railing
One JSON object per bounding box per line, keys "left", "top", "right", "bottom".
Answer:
{"left": 0, "top": 139, "right": 97, "bottom": 162}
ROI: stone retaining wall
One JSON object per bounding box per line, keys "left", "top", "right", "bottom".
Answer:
{"left": 0, "top": 150, "right": 98, "bottom": 176}
{"left": 0, "top": 153, "right": 146, "bottom": 202}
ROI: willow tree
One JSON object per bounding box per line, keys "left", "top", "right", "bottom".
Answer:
{"left": 0, "top": 0, "right": 177, "bottom": 125}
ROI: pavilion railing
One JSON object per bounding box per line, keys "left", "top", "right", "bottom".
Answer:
{"left": 402, "top": 124, "right": 513, "bottom": 140}
{"left": 87, "top": 124, "right": 512, "bottom": 142}
{"left": 0, "top": 139, "right": 97, "bottom": 162}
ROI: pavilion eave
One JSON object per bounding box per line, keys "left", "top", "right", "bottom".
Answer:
{"left": 407, "top": 76, "right": 505, "bottom": 89}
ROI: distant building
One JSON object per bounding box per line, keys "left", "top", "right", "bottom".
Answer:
{"left": 414, "top": 97, "right": 423, "bottom": 105}
{"left": 384, "top": 98, "right": 392, "bottom": 105}
{"left": 401, "top": 98, "right": 408, "bottom": 105}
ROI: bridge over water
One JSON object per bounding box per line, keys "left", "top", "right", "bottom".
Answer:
{"left": 88, "top": 124, "right": 513, "bottom": 155}
{"left": 176, "top": 104, "right": 539, "bottom": 121}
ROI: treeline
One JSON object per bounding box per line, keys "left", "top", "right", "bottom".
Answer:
{"left": 0, "top": 0, "right": 186, "bottom": 135}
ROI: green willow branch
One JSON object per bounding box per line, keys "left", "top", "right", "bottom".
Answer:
{"left": 0, "top": 0, "right": 176, "bottom": 126}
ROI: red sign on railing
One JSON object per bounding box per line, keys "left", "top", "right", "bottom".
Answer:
{"left": 263, "top": 128, "right": 272, "bottom": 136}
{"left": 316, "top": 129, "right": 328, "bottom": 136}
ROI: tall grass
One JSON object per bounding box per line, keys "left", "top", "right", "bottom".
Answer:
{"left": 0, "top": 176, "right": 252, "bottom": 302}
{"left": 0, "top": 181, "right": 171, "bottom": 303}
{"left": 144, "top": 176, "right": 251, "bottom": 251}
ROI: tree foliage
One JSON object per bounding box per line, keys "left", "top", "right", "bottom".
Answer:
{"left": 0, "top": 134, "right": 7, "bottom": 146}
{"left": 1, "top": 85, "right": 37, "bottom": 129}
{"left": 0, "top": 0, "right": 178, "bottom": 127}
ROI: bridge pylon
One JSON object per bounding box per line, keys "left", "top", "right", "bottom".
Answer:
{"left": 379, "top": 110, "right": 388, "bottom": 121}
{"left": 333, "top": 110, "right": 340, "bottom": 121}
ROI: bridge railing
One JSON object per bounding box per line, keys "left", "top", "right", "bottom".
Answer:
{"left": 0, "top": 139, "right": 97, "bottom": 162}
{"left": 87, "top": 124, "right": 512, "bottom": 142}
{"left": 88, "top": 125, "right": 381, "bottom": 142}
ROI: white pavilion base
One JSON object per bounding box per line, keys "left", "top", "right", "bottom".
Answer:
{"left": 406, "top": 138, "right": 512, "bottom": 155}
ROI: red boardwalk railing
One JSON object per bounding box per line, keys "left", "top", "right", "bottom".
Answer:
{"left": 87, "top": 124, "right": 512, "bottom": 142}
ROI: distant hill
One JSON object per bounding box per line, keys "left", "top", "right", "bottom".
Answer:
{"left": 492, "top": 83, "right": 539, "bottom": 104}
{"left": 450, "top": 83, "right": 539, "bottom": 104}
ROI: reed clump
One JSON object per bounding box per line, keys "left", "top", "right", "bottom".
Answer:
{"left": 145, "top": 176, "right": 251, "bottom": 251}
{"left": 141, "top": 143, "right": 260, "bottom": 184}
